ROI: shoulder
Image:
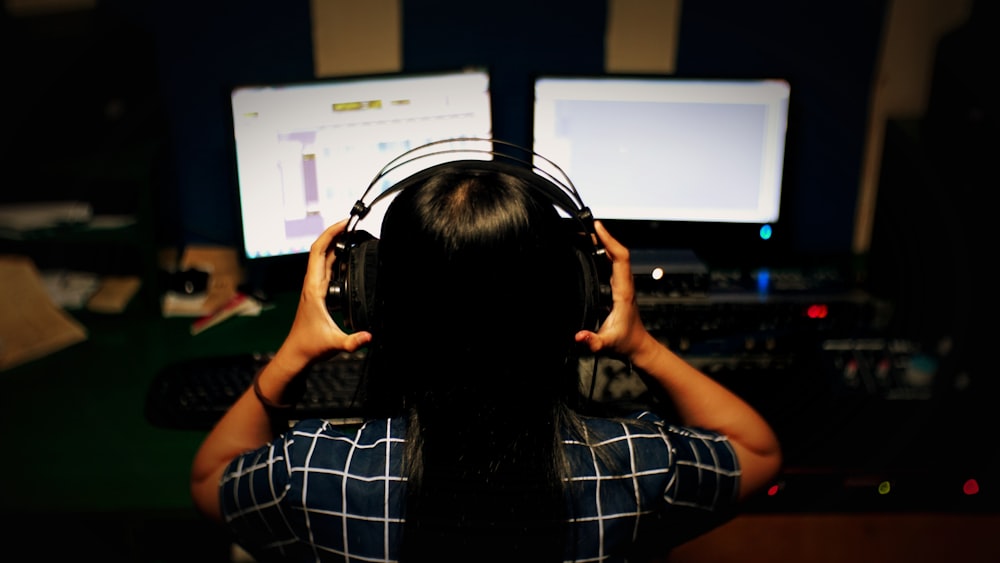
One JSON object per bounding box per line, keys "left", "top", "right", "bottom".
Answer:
{"left": 576, "top": 410, "right": 734, "bottom": 442}
{"left": 565, "top": 411, "right": 738, "bottom": 476}
{"left": 221, "top": 417, "right": 407, "bottom": 509}
{"left": 222, "top": 418, "right": 406, "bottom": 482}
{"left": 570, "top": 410, "right": 719, "bottom": 440}
{"left": 279, "top": 417, "right": 406, "bottom": 463}
{"left": 286, "top": 416, "right": 406, "bottom": 443}
{"left": 561, "top": 412, "right": 741, "bottom": 553}
{"left": 220, "top": 417, "right": 408, "bottom": 562}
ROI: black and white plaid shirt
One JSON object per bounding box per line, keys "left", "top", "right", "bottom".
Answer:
{"left": 220, "top": 411, "right": 740, "bottom": 562}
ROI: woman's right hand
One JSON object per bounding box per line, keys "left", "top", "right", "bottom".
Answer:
{"left": 273, "top": 219, "right": 372, "bottom": 373}
{"left": 574, "top": 220, "right": 651, "bottom": 360}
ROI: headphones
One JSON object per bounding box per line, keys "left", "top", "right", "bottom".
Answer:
{"left": 325, "top": 138, "right": 610, "bottom": 333}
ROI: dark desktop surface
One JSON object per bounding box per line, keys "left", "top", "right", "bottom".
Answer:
{"left": 0, "top": 293, "right": 299, "bottom": 560}
{"left": 0, "top": 298, "right": 296, "bottom": 507}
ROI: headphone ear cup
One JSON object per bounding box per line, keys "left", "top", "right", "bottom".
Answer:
{"left": 328, "top": 231, "right": 379, "bottom": 331}
{"left": 573, "top": 245, "right": 606, "bottom": 332}
{"left": 345, "top": 237, "right": 379, "bottom": 331}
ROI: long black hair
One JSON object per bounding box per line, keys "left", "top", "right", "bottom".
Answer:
{"left": 360, "top": 163, "right": 591, "bottom": 561}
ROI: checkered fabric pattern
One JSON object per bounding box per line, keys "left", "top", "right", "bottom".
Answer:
{"left": 220, "top": 412, "right": 739, "bottom": 562}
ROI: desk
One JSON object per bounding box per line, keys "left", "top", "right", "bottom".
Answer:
{"left": 0, "top": 293, "right": 298, "bottom": 560}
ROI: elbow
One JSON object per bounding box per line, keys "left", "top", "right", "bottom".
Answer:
{"left": 763, "top": 443, "right": 783, "bottom": 485}
{"left": 755, "top": 436, "right": 784, "bottom": 491}
{"left": 190, "top": 469, "right": 223, "bottom": 522}
{"left": 735, "top": 438, "right": 783, "bottom": 502}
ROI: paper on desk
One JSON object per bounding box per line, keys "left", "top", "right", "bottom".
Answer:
{"left": 190, "top": 292, "right": 262, "bottom": 335}
{"left": 160, "top": 245, "right": 246, "bottom": 317}
{"left": 0, "top": 201, "right": 92, "bottom": 232}
{"left": 0, "top": 255, "right": 88, "bottom": 371}
{"left": 40, "top": 270, "right": 101, "bottom": 309}
{"left": 86, "top": 275, "right": 142, "bottom": 314}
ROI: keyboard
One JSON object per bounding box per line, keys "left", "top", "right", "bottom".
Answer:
{"left": 145, "top": 351, "right": 367, "bottom": 430}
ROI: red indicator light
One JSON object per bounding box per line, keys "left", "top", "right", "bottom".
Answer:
{"left": 767, "top": 484, "right": 780, "bottom": 496}
{"left": 806, "top": 304, "right": 828, "bottom": 319}
{"left": 963, "top": 478, "right": 980, "bottom": 496}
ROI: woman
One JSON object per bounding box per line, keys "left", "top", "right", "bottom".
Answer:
{"left": 190, "top": 157, "right": 782, "bottom": 562}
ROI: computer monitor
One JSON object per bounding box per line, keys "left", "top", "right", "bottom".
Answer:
{"left": 532, "top": 75, "right": 791, "bottom": 265}
{"left": 230, "top": 68, "right": 492, "bottom": 261}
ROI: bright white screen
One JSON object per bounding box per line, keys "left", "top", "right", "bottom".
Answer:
{"left": 533, "top": 77, "right": 789, "bottom": 224}
{"left": 231, "top": 70, "right": 492, "bottom": 259}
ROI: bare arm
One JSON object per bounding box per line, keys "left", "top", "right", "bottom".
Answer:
{"left": 576, "top": 221, "right": 782, "bottom": 500}
{"left": 189, "top": 219, "right": 372, "bottom": 521}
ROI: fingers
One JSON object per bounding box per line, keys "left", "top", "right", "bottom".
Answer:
{"left": 594, "top": 220, "right": 628, "bottom": 264}
{"left": 305, "top": 219, "right": 350, "bottom": 285}
{"left": 311, "top": 218, "right": 350, "bottom": 255}
{"left": 581, "top": 221, "right": 645, "bottom": 358}
{"left": 594, "top": 221, "right": 633, "bottom": 285}
{"left": 594, "top": 221, "right": 635, "bottom": 302}
{"left": 343, "top": 330, "right": 373, "bottom": 352}
{"left": 575, "top": 330, "right": 604, "bottom": 353}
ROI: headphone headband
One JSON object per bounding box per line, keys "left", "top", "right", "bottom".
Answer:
{"left": 346, "top": 138, "right": 593, "bottom": 232}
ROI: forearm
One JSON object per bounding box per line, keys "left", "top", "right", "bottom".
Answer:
{"left": 631, "top": 333, "right": 751, "bottom": 430}
{"left": 189, "top": 350, "right": 309, "bottom": 520}
{"left": 630, "top": 332, "right": 782, "bottom": 497}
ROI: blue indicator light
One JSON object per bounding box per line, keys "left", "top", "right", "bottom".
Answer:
{"left": 760, "top": 224, "right": 773, "bottom": 240}
{"left": 757, "top": 268, "right": 770, "bottom": 293}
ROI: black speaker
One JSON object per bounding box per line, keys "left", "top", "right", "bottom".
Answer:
{"left": 326, "top": 138, "right": 609, "bottom": 332}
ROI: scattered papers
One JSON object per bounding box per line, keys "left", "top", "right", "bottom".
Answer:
{"left": 0, "top": 201, "right": 92, "bottom": 233}
{"left": 190, "top": 292, "right": 262, "bottom": 335}
{"left": 0, "top": 255, "right": 88, "bottom": 371}
{"left": 86, "top": 275, "right": 142, "bottom": 314}
{"left": 41, "top": 270, "right": 102, "bottom": 309}
{"left": 159, "top": 245, "right": 259, "bottom": 325}
{"left": 39, "top": 270, "right": 142, "bottom": 313}
{"left": 87, "top": 214, "right": 137, "bottom": 230}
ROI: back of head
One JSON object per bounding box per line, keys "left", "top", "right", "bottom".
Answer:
{"left": 366, "top": 161, "right": 589, "bottom": 416}
{"left": 362, "top": 161, "right": 589, "bottom": 561}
